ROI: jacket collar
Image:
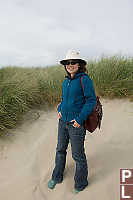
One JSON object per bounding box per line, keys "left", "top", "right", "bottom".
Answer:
{"left": 65, "top": 72, "right": 88, "bottom": 80}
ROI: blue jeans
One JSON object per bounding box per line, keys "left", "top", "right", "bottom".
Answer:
{"left": 52, "top": 119, "right": 88, "bottom": 191}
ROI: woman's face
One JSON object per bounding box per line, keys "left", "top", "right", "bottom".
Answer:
{"left": 65, "top": 60, "right": 80, "bottom": 75}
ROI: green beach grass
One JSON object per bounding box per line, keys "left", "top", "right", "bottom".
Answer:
{"left": 0, "top": 56, "right": 133, "bottom": 134}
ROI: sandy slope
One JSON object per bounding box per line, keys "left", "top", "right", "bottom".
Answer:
{"left": 0, "top": 99, "right": 133, "bottom": 200}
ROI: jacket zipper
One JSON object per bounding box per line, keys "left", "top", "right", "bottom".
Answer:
{"left": 66, "top": 79, "right": 71, "bottom": 121}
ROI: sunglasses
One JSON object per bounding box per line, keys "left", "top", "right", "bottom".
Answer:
{"left": 64, "top": 60, "right": 78, "bottom": 65}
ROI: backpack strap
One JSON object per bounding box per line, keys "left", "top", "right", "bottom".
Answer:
{"left": 80, "top": 75, "right": 85, "bottom": 96}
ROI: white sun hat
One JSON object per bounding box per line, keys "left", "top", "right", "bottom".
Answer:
{"left": 60, "top": 49, "right": 87, "bottom": 65}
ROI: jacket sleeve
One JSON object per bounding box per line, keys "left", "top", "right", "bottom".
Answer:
{"left": 57, "top": 102, "right": 62, "bottom": 112}
{"left": 57, "top": 82, "right": 63, "bottom": 113}
{"left": 75, "top": 76, "right": 96, "bottom": 125}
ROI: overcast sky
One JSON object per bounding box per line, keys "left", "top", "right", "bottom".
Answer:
{"left": 0, "top": 0, "right": 133, "bottom": 67}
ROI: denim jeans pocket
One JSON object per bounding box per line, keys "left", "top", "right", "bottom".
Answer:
{"left": 70, "top": 124, "right": 86, "bottom": 137}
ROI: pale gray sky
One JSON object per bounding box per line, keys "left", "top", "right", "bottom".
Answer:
{"left": 0, "top": 0, "right": 133, "bottom": 67}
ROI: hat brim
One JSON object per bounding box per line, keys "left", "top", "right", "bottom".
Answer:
{"left": 60, "top": 59, "right": 87, "bottom": 65}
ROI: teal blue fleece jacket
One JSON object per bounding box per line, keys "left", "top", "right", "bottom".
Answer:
{"left": 57, "top": 72, "right": 96, "bottom": 125}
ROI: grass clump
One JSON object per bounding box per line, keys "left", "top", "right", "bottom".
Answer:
{"left": 0, "top": 66, "right": 65, "bottom": 134}
{"left": 87, "top": 56, "right": 133, "bottom": 99}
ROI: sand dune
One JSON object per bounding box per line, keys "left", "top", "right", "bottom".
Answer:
{"left": 0, "top": 99, "right": 133, "bottom": 200}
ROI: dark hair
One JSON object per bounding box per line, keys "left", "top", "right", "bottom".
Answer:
{"left": 64, "top": 60, "right": 88, "bottom": 77}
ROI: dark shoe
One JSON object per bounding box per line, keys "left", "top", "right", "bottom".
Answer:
{"left": 48, "top": 179, "right": 56, "bottom": 189}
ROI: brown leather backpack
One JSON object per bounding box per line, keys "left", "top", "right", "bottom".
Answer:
{"left": 81, "top": 76, "right": 103, "bottom": 133}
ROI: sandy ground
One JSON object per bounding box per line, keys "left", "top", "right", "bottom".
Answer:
{"left": 0, "top": 99, "right": 133, "bottom": 200}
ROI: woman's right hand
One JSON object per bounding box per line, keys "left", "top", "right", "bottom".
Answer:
{"left": 58, "top": 112, "right": 62, "bottom": 119}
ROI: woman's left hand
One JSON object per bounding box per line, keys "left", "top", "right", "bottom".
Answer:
{"left": 70, "top": 119, "right": 80, "bottom": 128}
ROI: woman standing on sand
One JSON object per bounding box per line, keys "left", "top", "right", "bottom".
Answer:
{"left": 48, "top": 50, "right": 96, "bottom": 194}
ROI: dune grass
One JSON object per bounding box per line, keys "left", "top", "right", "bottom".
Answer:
{"left": 0, "top": 56, "right": 133, "bottom": 134}
{"left": 87, "top": 56, "right": 133, "bottom": 98}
